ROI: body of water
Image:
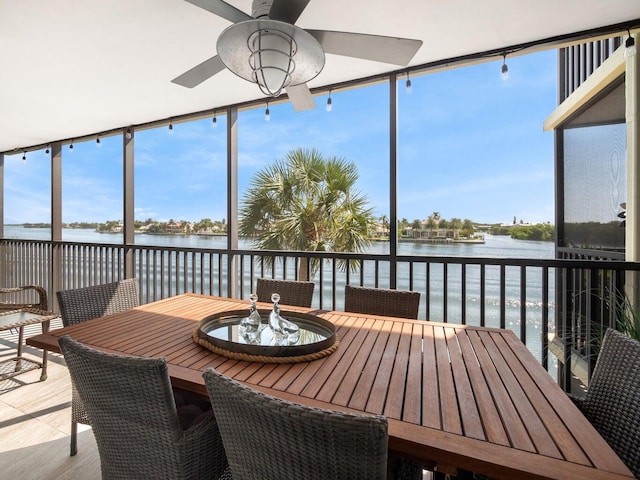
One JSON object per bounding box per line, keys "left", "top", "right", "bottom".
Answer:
{"left": 4, "top": 225, "right": 554, "bottom": 259}
{"left": 3, "top": 225, "right": 556, "bottom": 366}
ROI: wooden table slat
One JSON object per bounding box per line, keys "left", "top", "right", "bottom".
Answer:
{"left": 448, "top": 329, "right": 486, "bottom": 440}
{"left": 367, "top": 319, "right": 403, "bottom": 415}
{"left": 434, "top": 326, "right": 463, "bottom": 435}
{"left": 384, "top": 321, "right": 414, "bottom": 419}
{"left": 330, "top": 318, "right": 383, "bottom": 406}
{"left": 421, "top": 325, "right": 442, "bottom": 429}
{"left": 401, "top": 322, "right": 424, "bottom": 424}
{"left": 466, "top": 329, "right": 537, "bottom": 452}
{"left": 479, "top": 330, "right": 565, "bottom": 460}
{"left": 455, "top": 327, "right": 511, "bottom": 446}
{"left": 314, "top": 315, "right": 371, "bottom": 403}
{"left": 348, "top": 318, "right": 394, "bottom": 411}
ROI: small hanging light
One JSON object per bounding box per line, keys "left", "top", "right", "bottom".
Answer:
{"left": 326, "top": 90, "right": 333, "bottom": 112}
{"left": 69, "top": 142, "right": 74, "bottom": 150}
{"left": 22, "top": 152, "right": 27, "bottom": 162}
{"left": 45, "top": 146, "right": 50, "bottom": 155}
{"left": 625, "top": 29, "right": 636, "bottom": 58}
{"left": 212, "top": 111, "right": 217, "bottom": 126}
{"left": 405, "top": 72, "right": 412, "bottom": 94}
{"left": 125, "top": 127, "right": 133, "bottom": 140}
{"left": 96, "top": 135, "right": 101, "bottom": 145}
{"left": 168, "top": 122, "right": 174, "bottom": 133}
{"left": 265, "top": 102, "right": 271, "bottom": 122}
{"left": 501, "top": 54, "right": 509, "bottom": 80}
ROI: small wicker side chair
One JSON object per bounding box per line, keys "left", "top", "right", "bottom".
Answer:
{"left": 203, "top": 368, "right": 390, "bottom": 480}
{"left": 56, "top": 278, "right": 140, "bottom": 456}
{"left": 344, "top": 285, "right": 421, "bottom": 319}
{"left": 59, "top": 336, "right": 229, "bottom": 480}
{"left": 570, "top": 328, "right": 640, "bottom": 478}
{"left": 255, "top": 278, "right": 315, "bottom": 307}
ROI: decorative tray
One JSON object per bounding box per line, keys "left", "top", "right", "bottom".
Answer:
{"left": 193, "top": 309, "right": 338, "bottom": 363}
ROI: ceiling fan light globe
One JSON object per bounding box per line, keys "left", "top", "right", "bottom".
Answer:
{"left": 249, "top": 29, "right": 296, "bottom": 97}
{"left": 217, "top": 19, "right": 324, "bottom": 97}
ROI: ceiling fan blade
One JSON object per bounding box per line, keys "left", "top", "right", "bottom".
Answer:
{"left": 269, "top": 0, "right": 311, "bottom": 24}
{"left": 171, "top": 55, "right": 226, "bottom": 88}
{"left": 286, "top": 84, "right": 316, "bottom": 112}
{"left": 306, "top": 30, "right": 423, "bottom": 66}
{"left": 184, "top": 0, "right": 251, "bottom": 23}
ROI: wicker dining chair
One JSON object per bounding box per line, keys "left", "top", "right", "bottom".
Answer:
{"left": 255, "top": 278, "right": 315, "bottom": 307}
{"left": 569, "top": 328, "right": 640, "bottom": 478}
{"left": 203, "top": 368, "right": 391, "bottom": 480}
{"left": 344, "top": 285, "right": 421, "bottom": 319}
{"left": 56, "top": 278, "right": 140, "bottom": 456}
{"left": 59, "top": 336, "right": 229, "bottom": 480}
{"left": 0, "top": 285, "right": 48, "bottom": 312}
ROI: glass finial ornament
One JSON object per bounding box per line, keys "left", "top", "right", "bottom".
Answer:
{"left": 268, "top": 292, "right": 300, "bottom": 345}
{"left": 269, "top": 293, "right": 283, "bottom": 333}
{"left": 239, "top": 293, "right": 263, "bottom": 344}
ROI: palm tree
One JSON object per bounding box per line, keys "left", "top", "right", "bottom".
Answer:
{"left": 462, "top": 218, "right": 475, "bottom": 237}
{"left": 239, "top": 148, "right": 375, "bottom": 280}
{"left": 411, "top": 219, "right": 423, "bottom": 238}
{"left": 449, "top": 217, "right": 462, "bottom": 238}
{"left": 425, "top": 216, "right": 436, "bottom": 236}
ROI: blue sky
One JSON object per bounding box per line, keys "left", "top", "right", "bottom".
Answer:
{"left": 4, "top": 49, "right": 556, "bottom": 226}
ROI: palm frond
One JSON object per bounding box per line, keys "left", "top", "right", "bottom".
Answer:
{"left": 239, "top": 147, "right": 374, "bottom": 278}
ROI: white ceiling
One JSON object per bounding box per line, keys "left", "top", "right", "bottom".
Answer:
{"left": 1, "top": 0, "right": 638, "bottom": 153}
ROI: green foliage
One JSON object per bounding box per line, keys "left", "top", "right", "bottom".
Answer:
{"left": 612, "top": 291, "right": 640, "bottom": 342}
{"left": 67, "top": 221, "right": 99, "bottom": 229}
{"left": 580, "top": 288, "right": 640, "bottom": 357}
{"left": 509, "top": 223, "right": 554, "bottom": 241}
{"left": 489, "top": 226, "right": 508, "bottom": 235}
{"left": 95, "top": 220, "right": 121, "bottom": 232}
{"left": 239, "top": 148, "right": 375, "bottom": 278}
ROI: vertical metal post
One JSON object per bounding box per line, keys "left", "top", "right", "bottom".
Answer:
{"left": 389, "top": 73, "right": 398, "bottom": 289}
{"left": 0, "top": 153, "right": 4, "bottom": 240}
{"left": 123, "top": 128, "right": 135, "bottom": 280}
{"left": 227, "top": 107, "right": 239, "bottom": 298}
{"left": 51, "top": 143, "right": 63, "bottom": 307}
{"left": 0, "top": 153, "right": 4, "bottom": 283}
{"left": 626, "top": 34, "right": 640, "bottom": 311}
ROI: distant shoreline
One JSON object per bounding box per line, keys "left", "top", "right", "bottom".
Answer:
{"left": 374, "top": 237, "right": 485, "bottom": 245}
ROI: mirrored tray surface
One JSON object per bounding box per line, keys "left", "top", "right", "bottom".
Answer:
{"left": 193, "top": 309, "right": 338, "bottom": 361}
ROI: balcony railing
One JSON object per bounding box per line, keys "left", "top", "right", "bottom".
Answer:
{"left": 3, "top": 237, "right": 639, "bottom": 392}
{"left": 559, "top": 36, "right": 623, "bottom": 101}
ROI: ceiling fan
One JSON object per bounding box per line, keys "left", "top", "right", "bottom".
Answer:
{"left": 172, "top": 0, "right": 423, "bottom": 111}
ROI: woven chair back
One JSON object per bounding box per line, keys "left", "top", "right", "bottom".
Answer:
{"left": 583, "top": 328, "right": 640, "bottom": 478}
{"left": 60, "top": 336, "right": 228, "bottom": 480}
{"left": 344, "top": 285, "right": 421, "bottom": 319}
{"left": 255, "top": 278, "right": 315, "bottom": 308}
{"left": 203, "top": 368, "right": 388, "bottom": 480}
{"left": 57, "top": 278, "right": 139, "bottom": 326}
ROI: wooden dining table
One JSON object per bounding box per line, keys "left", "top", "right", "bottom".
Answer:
{"left": 27, "top": 293, "right": 633, "bottom": 480}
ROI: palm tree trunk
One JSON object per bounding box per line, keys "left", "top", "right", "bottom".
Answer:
{"left": 298, "top": 258, "right": 310, "bottom": 281}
